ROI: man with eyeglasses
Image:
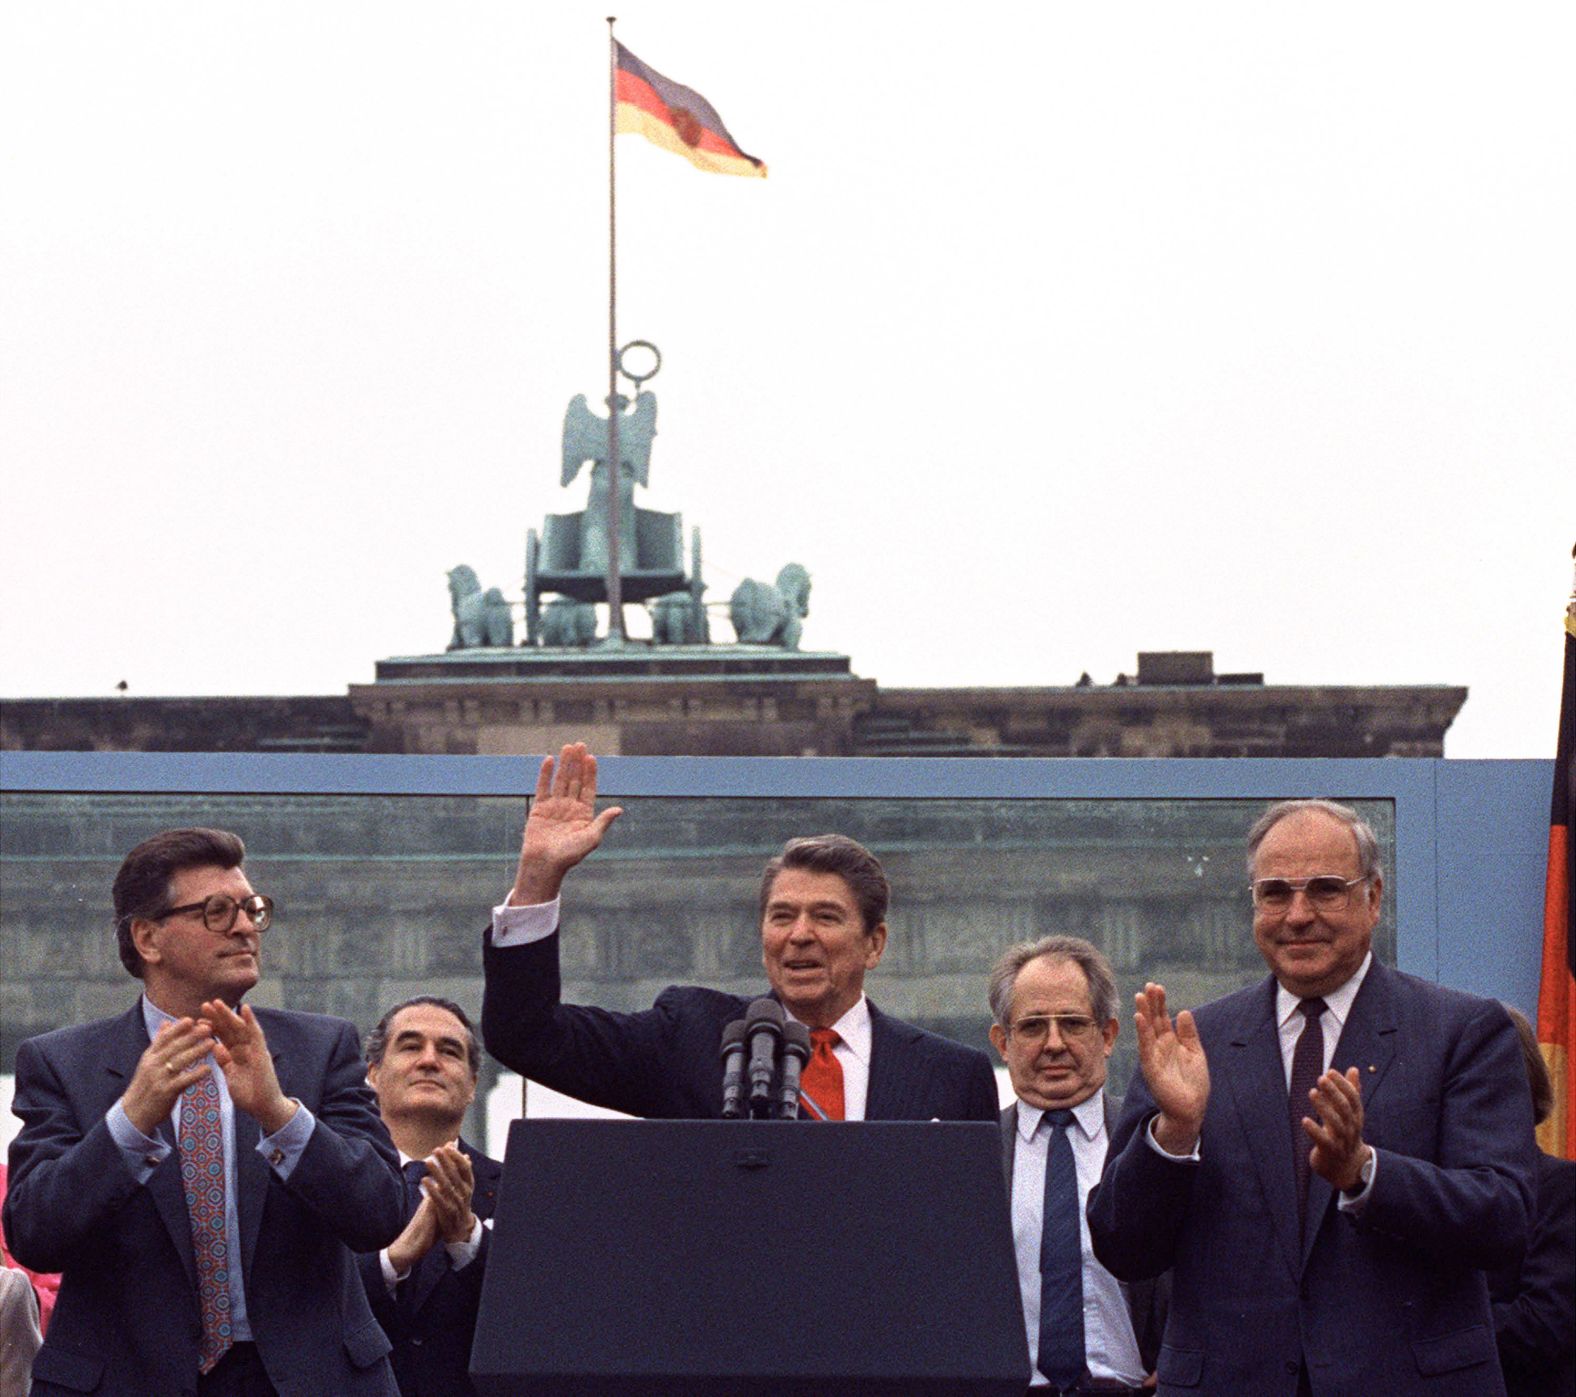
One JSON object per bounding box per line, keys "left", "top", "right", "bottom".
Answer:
{"left": 989, "top": 936, "right": 1166, "bottom": 1395}
{"left": 1087, "top": 799, "right": 1537, "bottom": 1396}
{"left": 3, "top": 827, "right": 404, "bottom": 1397}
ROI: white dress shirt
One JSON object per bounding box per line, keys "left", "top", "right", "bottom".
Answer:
{"left": 106, "top": 995, "right": 318, "bottom": 1345}
{"left": 491, "top": 894, "right": 877, "bottom": 1119}
{"left": 1011, "top": 1089, "right": 1146, "bottom": 1387}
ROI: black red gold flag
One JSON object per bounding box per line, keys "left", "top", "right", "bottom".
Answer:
{"left": 614, "top": 42, "right": 766, "bottom": 178}
{"left": 1537, "top": 557, "right": 1576, "bottom": 1158}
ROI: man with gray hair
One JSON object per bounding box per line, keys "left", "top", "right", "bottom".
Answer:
{"left": 1088, "top": 799, "right": 1537, "bottom": 1395}
{"left": 989, "top": 936, "right": 1165, "bottom": 1393}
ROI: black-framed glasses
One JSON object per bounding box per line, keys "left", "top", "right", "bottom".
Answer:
{"left": 1007, "top": 1014, "right": 1099, "bottom": 1044}
{"left": 154, "top": 893, "right": 274, "bottom": 933}
{"left": 1250, "top": 875, "right": 1366, "bottom": 913}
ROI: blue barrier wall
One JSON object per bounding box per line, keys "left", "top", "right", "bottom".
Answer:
{"left": 0, "top": 752, "right": 1554, "bottom": 1016}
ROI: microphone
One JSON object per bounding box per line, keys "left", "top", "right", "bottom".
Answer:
{"left": 719, "top": 1019, "right": 749, "bottom": 1119}
{"left": 744, "top": 998, "right": 784, "bottom": 1120}
{"left": 778, "top": 1020, "right": 811, "bottom": 1120}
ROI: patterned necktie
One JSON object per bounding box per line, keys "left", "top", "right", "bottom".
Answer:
{"left": 177, "top": 1071, "right": 232, "bottom": 1374}
{"left": 1288, "top": 996, "right": 1329, "bottom": 1232}
{"left": 1037, "top": 1109, "right": 1085, "bottom": 1388}
{"left": 799, "top": 1028, "right": 845, "bottom": 1121}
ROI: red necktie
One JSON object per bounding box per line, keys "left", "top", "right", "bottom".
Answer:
{"left": 177, "top": 1071, "right": 233, "bottom": 1373}
{"left": 799, "top": 1028, "right": 845, "bottom": 1121}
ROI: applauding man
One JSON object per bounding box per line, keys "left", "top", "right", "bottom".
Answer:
{"left": 361, "top": 996, "right": 502, "bottom": 1397}
{"left": 3, "top": 828, "right": 403, "bottom": 1397}
{"left": 1087, "top": 799, "right": 1536, "bottom": 1396}
{"left": 482, "top": 743, "right": 998, "bottom": 1121}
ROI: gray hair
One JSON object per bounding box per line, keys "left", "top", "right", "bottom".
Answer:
{"left": 1245, "top": 799, "right": 1383, "bottom": 883}
{"left": 988, "top": 935, "right": 1118, "bottom": 1029}
{"left": 365, "top": 995, "right": 481, "bottom": 1079}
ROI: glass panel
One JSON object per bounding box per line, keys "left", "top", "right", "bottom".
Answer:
{"left": 0, "top": 792, "right": 1396, "bottom": 1151}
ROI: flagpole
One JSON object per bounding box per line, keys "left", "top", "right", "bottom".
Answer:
{"left": 604, "top": 15, "right": 627, "bottom": 643}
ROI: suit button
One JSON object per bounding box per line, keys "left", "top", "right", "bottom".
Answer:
{"left": 1286, "top": 1360, "right": 1299, "bottom": 1375}
{"left": 411, "top": 1337, "right": 423, "bottom": 1347}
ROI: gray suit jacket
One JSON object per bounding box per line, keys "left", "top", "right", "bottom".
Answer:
{"left": 1000, "top": 1093, "right": 1168, "bottom": 1377}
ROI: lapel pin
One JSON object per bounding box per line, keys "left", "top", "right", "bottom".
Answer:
{"left": 1367, "top": 1064, "right": 1376, "bottom": 1073}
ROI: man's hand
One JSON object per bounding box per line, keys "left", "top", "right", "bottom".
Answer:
{"left": 120, "top": 1018, "right": 216, "bottom": 1136}
{"left": 200, "top": 1000, "right": 298, "bottom": 1137}
{"left": 1302, "top": 1066, "right": 1371, "bottom": 1193}
{"left": 422, "top": 1145, "right": 477, "bottom": 1245}
{"left": 386, "top": 1195, "right": 439, "bottom": 1277}
{"left": 509, "top": 742, "right": 624, "bottom": 905}
{"left": 1134, "top": 983, "right": 1210, "bottom": 1155}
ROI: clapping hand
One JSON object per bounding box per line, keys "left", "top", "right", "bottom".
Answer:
{"left": 1133, "top": 983, "right": 1210, "bottom": 1155}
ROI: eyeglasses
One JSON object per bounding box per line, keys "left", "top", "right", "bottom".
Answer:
{"left": 153, "top": 893, "right": 275, "bottom": 933}
{"left": 1007, "top": 1014, "right": 1100, "bottom": 1044}
{"left": 1250, "top": 875, "right": 1366, "bottom": 913}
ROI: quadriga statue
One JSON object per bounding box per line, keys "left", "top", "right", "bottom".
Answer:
{"left": 728, "top": 563, "right": 810, "bottom": 649}
{"left": 446, "top": 565, "right": 514, "bottom": 650}
{"left": 539, "top": 597, "right": 598, "bottom": 648}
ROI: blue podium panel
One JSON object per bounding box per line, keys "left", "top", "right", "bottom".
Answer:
{"left": 472, "top": 1119, "right": 1029, "bottom": 1397}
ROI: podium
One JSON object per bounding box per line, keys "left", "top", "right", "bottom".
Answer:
{"left": 471, "top": 1119, "right": 1029, "bottom": 1396}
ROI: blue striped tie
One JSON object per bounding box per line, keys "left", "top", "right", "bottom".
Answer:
{"left": 1037, "top": 1108, "right": 1084, "bottom": 1387}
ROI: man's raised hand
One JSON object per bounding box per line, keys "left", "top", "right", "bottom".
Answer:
{"left": 509, "top": 742, "right": 623, "bottom": 905}
{"left": 1134, "top": 982, "right": 1210, "bottom": 1155}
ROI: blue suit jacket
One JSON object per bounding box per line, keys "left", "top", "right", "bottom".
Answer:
{"left": 3, "top": 1002, "right": 405, "bottom": 1397}
{"left": 481, "top": 930, "right": 1000, "bottom": 1121}
{"left": 357, "top": 1140, "right": 503, "bottom": 1397}
{"left": 1086, "top": 962, "right": 1537, "bottom": 1396}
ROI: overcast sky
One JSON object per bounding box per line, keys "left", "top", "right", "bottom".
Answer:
{"left": 2, "top": 3, "right": 1571, "bottom": 756}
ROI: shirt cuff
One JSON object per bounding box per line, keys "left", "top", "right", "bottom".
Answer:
{"left": 380, "top": 1248, "right": 408, "bottom": 1291}
{"left": 444, "top": 1214, "right": 485, "bottom": 1271}
{"left": 1336, "top": 1149, "right": 1378, "bottom": 1213}
{"left": 256, "top": 1100, "right": 315, "bottom": 1178}
{"left": 492, "top": 895, "right": 561, "bottom": 947}
{"left": 106, "top": 1100, "right": 171, "bottom": 1183}
{"left": 1144, "top": 1113, "right": 1202, "bottom": 1162}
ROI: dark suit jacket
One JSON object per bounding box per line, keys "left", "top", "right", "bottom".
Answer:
{"left": 1488, "top": 1148, "right": 1576, "bottom": 1397}
{"left": 358, "top": 1141, "right": 503, "bottom": 1397}
{"left": 1087, "top": 962, "right": 1537, "bottom": 1396}
{"left": 3, "top": 1002, "right": 405, "bottom": 1397}
{"left": 1000, "top": 1093, "right": 1168, "bottom": 1378}
{"left": 481, "top": 930, "right": 1000, "bottom": 1121}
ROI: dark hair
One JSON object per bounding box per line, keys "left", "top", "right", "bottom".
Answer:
{"left": 988, "top": 935, "right": 1118, "bottom": 1029}
{"left": 758, "top": 834, "right": 890, "bottom": 935}
{"left": 365, "top": 995, "right": 481, "bottom": 1079}
{"left": 1245, "top": 799, "right": 1384, "bottom": 883}
{"left": 1503, "top": 1004, "right": 1554, "bottom": 1127}
{"left": 113, "top": 828, "right": 247, "bottom": 978}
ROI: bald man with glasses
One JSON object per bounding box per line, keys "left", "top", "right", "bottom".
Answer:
{"left": 3, "top": 827, "right": 404, "bottom": 1397}
{"left": 1087, "top": 799, "right": 1537, "bottom": 1396}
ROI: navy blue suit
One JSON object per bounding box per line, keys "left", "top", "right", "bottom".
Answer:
{"left": 481, "top": 930, "right": 1000, "bottom": 1121}
{"left": 4, "top": 1002, "right": 404, "bottom": 1397}
{"left": 1087, "top": 962, "right": 1537, "bottom": 1395}
{"left": 358, "top": 1141, "right": 502, "bottom": 1397}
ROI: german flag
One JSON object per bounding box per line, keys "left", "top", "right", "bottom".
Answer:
{"left": 1537, "top": 551, "right": 1576, "bottom": 1159}
{"left": 615, "top": 42, "right": 766, "bottom": 179}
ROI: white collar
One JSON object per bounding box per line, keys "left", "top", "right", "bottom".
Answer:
{"left": 1275, "top": 950, "right": 1373, "bottom": 1030}
{"left": 787, "top": 993, "right": 872, "bottom": 1064}
{"left": 1015, "top": 1086, "right": 1106, "bottom": 1143}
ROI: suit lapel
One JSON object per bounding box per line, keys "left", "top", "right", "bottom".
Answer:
{"left": 104, "top": 1003, "right": 200, "bottom": 1291}
{"left": 1000, "top": 1103, "right": 1017, "bottom": 1194}
{"left": 864, "top": 1001, "right": 906, "bottom": 1120}
{"left": 1221, "top": 979, "right": 1303, "bottom": 1279}
{"left": 237, "top": 1042, "right": 283, "bottom": 1283}
{"left": 1302, "top": 961, "right": 1398, "bottom": 1268}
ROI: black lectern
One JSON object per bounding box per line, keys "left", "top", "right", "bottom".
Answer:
{"left": 472, "top": 1119, "right": 1029, "bottom": 1396}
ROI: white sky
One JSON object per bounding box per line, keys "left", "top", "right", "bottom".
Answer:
{"left": 2, "top": 3, "right": 1572, "bottom": 756}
